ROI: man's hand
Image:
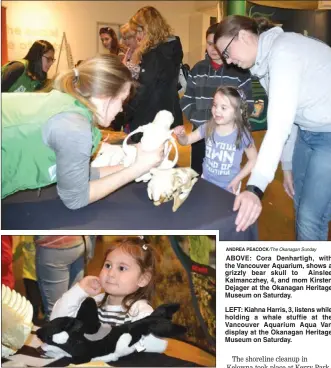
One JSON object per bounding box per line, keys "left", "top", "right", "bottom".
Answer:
{"left": 233, "top": 191, "right": 262, "bottom": 232}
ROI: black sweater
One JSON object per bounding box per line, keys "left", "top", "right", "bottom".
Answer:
{"left": 126, "top": 36, "right": 183, "bottom": 131}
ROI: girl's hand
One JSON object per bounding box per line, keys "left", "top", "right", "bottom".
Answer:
{"left": 283, "top": 170, "right": 295, "bottom": 199}
{"left": 134, "top": 143, "right": 165, "bottom": 173}
{"left": 173, "top": 125, "right": 186, "bottom": 137}
{"left": 79, "top": 276, "right": 102, "bottom": 296}
{"left": 227, "top": 178, "right": 241, "bottom": 194}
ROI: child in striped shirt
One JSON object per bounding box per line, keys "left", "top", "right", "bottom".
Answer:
{"left": 50, "top": 237, "right": 166, "bottom": 359}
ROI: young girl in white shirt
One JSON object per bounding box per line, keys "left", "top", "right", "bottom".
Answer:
{"left": 50, "top": 237, "right": 166, "bottom": 359}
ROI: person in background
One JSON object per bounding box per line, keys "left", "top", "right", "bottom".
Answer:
{"left": 13, "top": 236, "right": 45, "bottom": 326}
{"left": 112, "top": 23, "right": 141, "bottom": 133}
{"left": 35, "top": 236, "right": 96, "bottom": 320}
{"left": 120, "top": 23, "right": 140, "bottom": 80}
{"left": 2, "top": 54, "right": 164, "bottom": 209}
{"left": 180, "top": 23, "right": 253, "bottom": 175}
{"left": 1, "top": 40, "right": 55, "bottom": 92}
{"left": 126, "top": 6, "right": 183, "bottom": 139}
{"left": 99, "top": 27, "right": 120, "bottom": 55}
{"left": 175, "top": 86, "right": 257, "bottom": 194}
{"left": 214, "top": 15, "right": 331, "bottom": 239}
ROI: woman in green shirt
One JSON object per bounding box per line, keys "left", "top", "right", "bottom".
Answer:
{"left": 2, "top": 40, "right": 55, "bottom": 92}
{"left": 2, "top": 54, "right": 164, "bottom": 209}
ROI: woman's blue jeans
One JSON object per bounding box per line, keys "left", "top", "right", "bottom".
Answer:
{"left": 36, "top": 237, "right": 95, "bottom": 320}
{"left": 292, "top": 129, "right": 331, "bottom": 240}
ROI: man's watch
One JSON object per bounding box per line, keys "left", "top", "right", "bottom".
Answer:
{"left": 246, "top": 185, "right": 264, "bottom": 200}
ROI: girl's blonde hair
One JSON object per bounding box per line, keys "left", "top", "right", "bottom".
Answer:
{"left": 129, "top": 6, "right": 173, "bottom": 64}
{"left": 99, "top": 237, "right": 156, "bottom": 312}
{"left": 48, "top": 54, "right": 133, "bottom": 125}
{"left": 206, "top": 85, "right": 251, "bottom": 148}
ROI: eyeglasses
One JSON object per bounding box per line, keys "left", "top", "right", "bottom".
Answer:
{"left": 221, "top": 34, "right": 237, "bottom": 60}
{"left": 43, "top": 55, "right": 56, "bottom": 63}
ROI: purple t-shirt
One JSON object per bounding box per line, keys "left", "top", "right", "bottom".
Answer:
{"left": 198, "top": 124, "right": 252, "bottom": 191}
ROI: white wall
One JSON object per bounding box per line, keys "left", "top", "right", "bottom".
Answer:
{"left": 3, "top": 1, "right": 217, "bottom": 76}
{"left": 190, "top": 1, "right": 218, "bottom": 65}
{"left": 2, "top": 1, "right": 217, "bottom": 76}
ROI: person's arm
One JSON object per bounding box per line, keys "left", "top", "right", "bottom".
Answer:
{"left": 88, "top": 155, "right": 161, "bottom": 205}
{"left": 227, "top": 143, "right": 258, "bottom": 194}
{"left": 98, "top": 165, "right": 124, "bottom": 178}
{"left": 234, "top": 45, "right": 302, "bottom": 231}
{"left": 50, "top": 276, "right": 103, "bottom": 320}
{"left": 173, "top": 125, "right": 203, "bottom": 145}
{"left": 50, "top": 283, "right": 90, "bottom": 320}
{"left": 1, "top": 62, "right": 25, "bottom": 92}
{"left": 281, "top": 124, "right": 298, "bottom": 172}
{"left": 247, "top": 47, "right": 302, "bottom": 192}
{"left": 281, "top": 124, "right": 298, "bottom": 198}
{"left": 44, "top": 113, "right": 164, "bottom": 210}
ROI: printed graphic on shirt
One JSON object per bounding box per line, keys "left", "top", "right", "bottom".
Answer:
{"left": 199, "top": 124, "right": 251, "bottom": 190}
{"left": 205, "top": 139, "right": 236, "bottom": 177}
{"left": 14, "top": 85, "right": 27, "bottom": 92}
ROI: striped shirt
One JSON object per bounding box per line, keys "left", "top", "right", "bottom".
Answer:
{"left": 97, "top": 298, "right": 153, "bottom": 326}
{"left": 51, "top": 283, "right": 153, "bottom": 325}
{"left": 180, "top": 54, "right": 253, "bottom": 127}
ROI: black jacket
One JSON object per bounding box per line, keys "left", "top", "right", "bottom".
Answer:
{"left": 126, "top": 36, "right": 183, "bottom": 132}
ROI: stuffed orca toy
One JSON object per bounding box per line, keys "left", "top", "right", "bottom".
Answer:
{"left": 37, "top": 298, "right": 186, "bottom": 364}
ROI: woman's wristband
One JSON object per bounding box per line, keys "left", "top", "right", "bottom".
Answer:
{"left": 246, "top": 185, "right": 264, "bottom": 200}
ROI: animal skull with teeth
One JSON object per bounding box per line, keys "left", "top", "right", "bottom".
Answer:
{"left": 122, "top": 110, "right": 178, "bottom": 182}
{"left": 1, "top": 284, "right": 34, "bottom": 357}
{"left": 147, "top": 167, "right": 199, "bottom": 212}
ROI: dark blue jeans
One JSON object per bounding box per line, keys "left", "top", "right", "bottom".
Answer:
{"left": 293, "top": 129, "right": 331, "bottom": 240}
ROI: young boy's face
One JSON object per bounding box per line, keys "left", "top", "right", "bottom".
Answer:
{"left": 206, "top": 33, "right": 222, "bottom": 63}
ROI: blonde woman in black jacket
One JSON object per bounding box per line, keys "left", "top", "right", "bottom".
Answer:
{"left": 126, "top": 6, "right": 183, "bottom": 139}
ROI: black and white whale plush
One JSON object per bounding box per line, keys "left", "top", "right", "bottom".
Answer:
{"left": 37, "top": 298, "right": 186, "bottom": 364}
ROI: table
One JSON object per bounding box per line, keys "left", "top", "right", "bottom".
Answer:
{"left": 2, "top": 178, "right": 257, "bottom": 240}
{"left": 1, "top": 328, "right": 211, "bottom": 367}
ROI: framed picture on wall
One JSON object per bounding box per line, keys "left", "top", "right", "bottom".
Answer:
{"left": 96, "top": 22, "right": 122, "bottom": 54}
